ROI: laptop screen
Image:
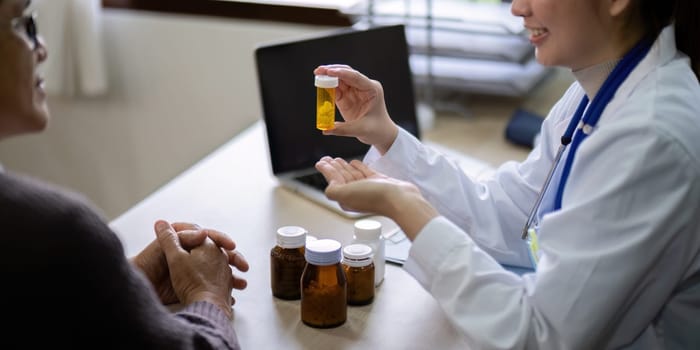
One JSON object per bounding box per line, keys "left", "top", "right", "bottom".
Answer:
{"left": 255, "top": 24, "right": 419, "bottom": 175}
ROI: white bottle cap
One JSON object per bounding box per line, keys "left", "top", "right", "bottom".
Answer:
{"left": 315, "top": 75, "right": 338, "bottom": 88}
{"left": 305, "top": 239, "right": 342, "bottom": 266}
{"left": 276, "top": 226, "right": 307, "bottom": 248}
{"left": 342, "top": 244, "right": 374, "bottom": 267}
{"left": 306, "top": 235, "right": 318, "bottom": 246}
{"left": 354, "top": 219, "right": 382, "bottom": 240}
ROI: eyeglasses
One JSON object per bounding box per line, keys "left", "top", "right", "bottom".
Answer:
{"left": 10, "top": 12, "right": 38, "bottom": 49}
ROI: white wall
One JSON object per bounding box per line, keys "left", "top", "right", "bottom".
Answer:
{"left": 0, "top": 9, "right": 338, "bottom": 219}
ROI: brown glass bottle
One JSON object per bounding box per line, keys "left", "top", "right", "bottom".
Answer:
{"left": 301, "top": 239, "right": 347, "bottom": 328}
{"left": 270, "top": 226, "right": 307, "bottom": 300}
{"left": 342, "top": 244, "right": 375, "bottom": 306}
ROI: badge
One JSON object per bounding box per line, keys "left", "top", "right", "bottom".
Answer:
{"left": 527, "top": 228, "right": 540, "bottom": 268}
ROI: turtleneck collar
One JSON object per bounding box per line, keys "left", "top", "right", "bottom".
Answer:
{"left": 572, "top": 59, "right": 620, "bottom": 100}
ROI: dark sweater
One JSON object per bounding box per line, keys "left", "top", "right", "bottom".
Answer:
{"left": 0, "top": 171, "right": 240, "bottom": 349}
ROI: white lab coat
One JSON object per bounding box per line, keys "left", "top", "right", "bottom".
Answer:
{"left": 365, "top": 26, "right": 700, "bottom": 349}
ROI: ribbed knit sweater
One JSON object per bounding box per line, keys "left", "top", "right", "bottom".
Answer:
{"left": 0, "top": 171, "right": 240, "bottom": 349}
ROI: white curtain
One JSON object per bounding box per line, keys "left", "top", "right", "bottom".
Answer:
{"left": 33, "top": 0, "right": 108, "bottom": 97}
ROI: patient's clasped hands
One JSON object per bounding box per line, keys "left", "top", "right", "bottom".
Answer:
{"left": 131, "top": 220, "right": 250, "bottom": 320}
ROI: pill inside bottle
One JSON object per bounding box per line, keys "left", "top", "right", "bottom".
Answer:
{"left": 315, "top": 75, "right": 339, "bottom": 131}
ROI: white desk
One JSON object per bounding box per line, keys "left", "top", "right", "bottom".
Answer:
{"left": 110, "top": 121, "right": 470, "bottom": 349}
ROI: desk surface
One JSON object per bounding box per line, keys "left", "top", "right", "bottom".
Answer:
{"left": 110, "top": 121, "right": 469, "bottom": 349}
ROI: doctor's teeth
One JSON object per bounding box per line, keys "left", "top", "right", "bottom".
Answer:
{"left": 531, "top": 28, "right": 546, "bottom": 36}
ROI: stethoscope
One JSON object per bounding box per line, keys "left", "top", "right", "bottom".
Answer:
{"left": 521, "top": 38, "right": 653, "bottom": 240}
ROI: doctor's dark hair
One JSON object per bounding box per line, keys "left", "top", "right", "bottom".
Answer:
{"left": 640, "top": 0, "right": 700, "bottom": 80}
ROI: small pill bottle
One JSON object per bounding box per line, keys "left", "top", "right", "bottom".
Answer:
{"left": 270, "top": 226, "right": 307, "bottom": 300}
{"left": 301, "top": 239, "right": 347, "bottom": 328}
{"left": 342, "top": 243, "right": 375, "bottom": 306}
{"left": 315, "top": 75, "right": 338, "bottom": 131}
{"left": 352, "top": 219, "right": 386, "bottom": 286}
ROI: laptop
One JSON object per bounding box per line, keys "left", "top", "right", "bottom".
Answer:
{"left": 254, "top": 24, "right": 420, "bottom": 218}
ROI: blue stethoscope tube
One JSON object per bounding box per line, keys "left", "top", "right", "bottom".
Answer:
{"left": 521, "top": 39, "right": 653, "bottom": 240}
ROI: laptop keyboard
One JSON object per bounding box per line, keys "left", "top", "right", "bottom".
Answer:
{"left": 296, "top": 172, "right": 329, "bottom": 191}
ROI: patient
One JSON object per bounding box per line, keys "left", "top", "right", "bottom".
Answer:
{"left": 0, "top": 0, "right": 248, "bottom": 348}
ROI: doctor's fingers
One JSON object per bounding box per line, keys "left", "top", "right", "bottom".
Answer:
{"left": 323, "top": 182, "right": 365, "bottom": 213}
{"left": 316, "top": 157, "right": 348, "bottom": 185}
{"left": 348, "top": 159, "right": 377, "bottom": 178}
{"left": 314, "top": 64, "right": 352, "bottom": 76}
{"left": 323, "top": 120, "right": 362, "bottom": 139}
{"left": 326, "top": 157, "right": 366, "bottom": 182}
{"left": 326, "top": 67, "right": 377, "bottom": 92}
{"left": 171, "top": 222, "right": 200, "bottom": 231}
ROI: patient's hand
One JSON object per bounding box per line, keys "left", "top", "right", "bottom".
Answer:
{"left": 131, "top": 222, "right": 249, "bottom": 305}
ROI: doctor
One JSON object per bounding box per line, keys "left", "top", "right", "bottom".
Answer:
{"left": 314, "top": 0, "right": 700, "bottom": 348}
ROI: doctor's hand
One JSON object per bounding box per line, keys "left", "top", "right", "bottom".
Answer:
{"left": 315, "top": 156, "right": 438, "bottom": 239}
{"left": 131, "top": 222, "right": 249, "bottom": 306}
{"left": 314, "top": 65, "right": 399, "bottom": 154}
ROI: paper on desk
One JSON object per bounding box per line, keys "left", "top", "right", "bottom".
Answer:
{"left": 385, "top": 228, "right": 411, "bottom": 265}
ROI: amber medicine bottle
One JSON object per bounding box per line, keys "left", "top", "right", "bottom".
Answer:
{"left": 315, "top": 75, "right": 338, "bottom": 131}
{"left": 301, "top": 239, "right": 347, "bottom": 328}
{"left": 270, "top": 226, "right": 307, "bottom": 300}
{"left": 342, "top": 243, "right": 375, "bottom": 306}
{"left": 352, "top": 219, "right": 386, "bottom": 286}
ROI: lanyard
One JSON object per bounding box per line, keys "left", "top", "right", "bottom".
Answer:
{"left": 521, "top": 39, "right": 652, "bottom": 240}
